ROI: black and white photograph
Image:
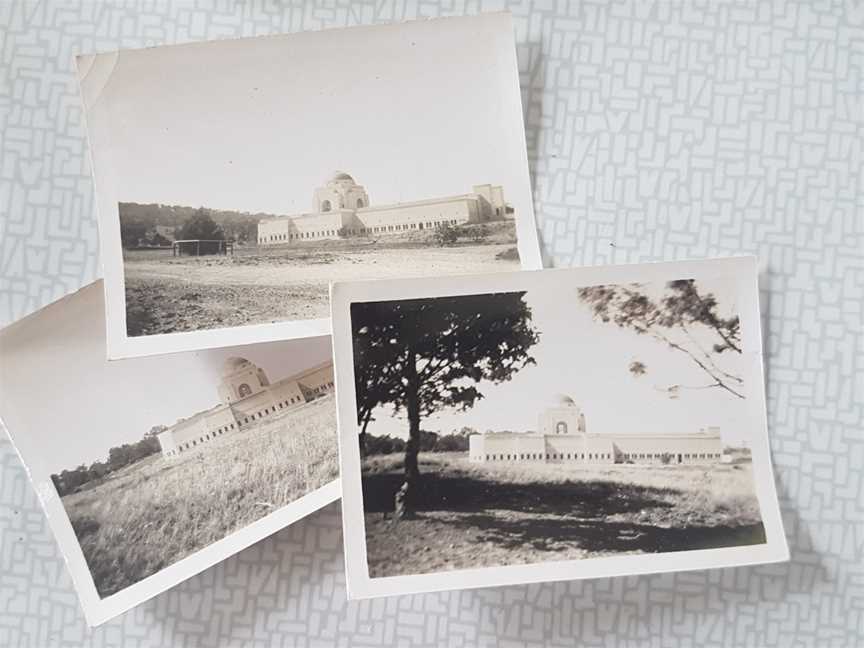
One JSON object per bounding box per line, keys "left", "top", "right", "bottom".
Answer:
{"left": 77, "top": 13, "right": 541, "bottom": 359}
{"left": 332, "top": 257, "right": 788, "bottom": 599}
{"left": 0, "top": 282, "right": 340, "bottom": 625}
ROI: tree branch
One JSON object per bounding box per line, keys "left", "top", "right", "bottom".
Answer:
{"left": 708, "top": 319, "right": 741, "bottom": 353}
{"left": 678, "top": 324, "right": 743, "bottom": 384}
{"left": 649, "top": 329, "right": 746, "bottom": 399}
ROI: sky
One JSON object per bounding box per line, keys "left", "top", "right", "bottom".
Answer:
{"left": 365, "top": 275, "right": 754, "bottom": 446}
{"left": 0, "top": 283, "right": 332, "bottom": 475}
{"left": 88, "top": 14, "right": 531, "bottom": 218}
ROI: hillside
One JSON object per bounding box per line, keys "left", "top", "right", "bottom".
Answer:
{"left": 118, "top": 202, "right": 285, "bottom": 247}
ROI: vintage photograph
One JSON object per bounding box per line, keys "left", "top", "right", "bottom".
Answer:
{"left": 332, "top": 258, "right": 788, "bottom": 598}
{"left": 0, "top": 282, "right": 339, "bottom": 624}
{"left": 119, "top": 175, "right": 523, "bottom": 337}
{"left": 77, "top": 13, "right": 541, "bottom": 359}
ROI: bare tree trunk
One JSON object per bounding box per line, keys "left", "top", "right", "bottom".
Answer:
{"left": 358, "top": 410, "right": 369, "bottom": 457}
{"left": 397, "top": 348, "right": 421, "bottom": 519}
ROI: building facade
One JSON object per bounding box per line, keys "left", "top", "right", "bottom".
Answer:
{"left": 257, "top": 172, "right": 512, "bottom": 245}
{"left": 156, "top": 358, "right": 334, "bottom": 457}
{"left": 469, "top": 395, "right": 724, "bottom": 465}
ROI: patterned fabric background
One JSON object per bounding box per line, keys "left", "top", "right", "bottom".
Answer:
{"left": 0, "top": 1, "right": 861, "bottom": 646}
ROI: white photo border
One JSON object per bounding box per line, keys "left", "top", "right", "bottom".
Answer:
{"left": 0, "top": 282, "right": 341, "bottom": 626}
{"left": 75, "top": 12, "right": 543, "bottom": 361}
{"left": 330, "top": 256, "right": 789, "bottom": 600}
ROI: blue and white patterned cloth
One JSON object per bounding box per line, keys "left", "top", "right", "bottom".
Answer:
{"left": 0, "top": 2, "right": 861, "bottom": 645}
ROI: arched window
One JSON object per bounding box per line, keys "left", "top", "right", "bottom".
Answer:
{"left": 321, "top": 199, "right": 332, "bottom": 212}
{"left": 556, "top": 421, "right": 568, "bottom": 434}
{"left": 238, "top": 383, "right": 252, "bottom": 397}
{"left": 356, "top": 198, "right": 364, "bottom": 208}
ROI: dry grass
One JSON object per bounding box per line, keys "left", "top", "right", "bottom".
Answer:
{"left": 63, "top": 395, "right": 338, "bottom": 598}
{"left": 362, "top": 452, "right": 766, "bottom": 578}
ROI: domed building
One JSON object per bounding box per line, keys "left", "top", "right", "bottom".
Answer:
{"left": 217, "top": 357, "right": 271, "bottom": 403}
{"left": 256, "top": 172, "right": 512, "bottom": 245}
{"left": 539, "top": 394, "right": 588, "bottom": 435}
{"left": 469, "top": 396, "right": 723, "bottom": 466}
{"left": 155, "top": 357, "right": 335, "bottom": 457}
{"left": 313, "top": 172, "right": 370, "bottom": 213}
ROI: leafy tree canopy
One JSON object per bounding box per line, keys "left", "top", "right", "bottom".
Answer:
{"left": 179, "top": 208, "right": 225, "bottom": 241}
{"left": 352, "top": 292, "right": 540, "bottom": 421}
{"left": 351, "top": 291, "right": 539, "bottom": 513}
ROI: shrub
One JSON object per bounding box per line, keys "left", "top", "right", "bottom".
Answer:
{"left": 433, "top": 223, "right": 459, "bottom": 246}
{"left": 469, "top": 224, "right": 489, "bottom": 243}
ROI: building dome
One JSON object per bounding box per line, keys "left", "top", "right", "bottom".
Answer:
{"left": 329, "top": 171, "right": 355, "bottom": 183}
{"left": 222, "top": 357, "right": 253, "bottom": 376}
{"left": 555, "top": 394, "right": 578, "bottom": 407}
{"left": 315, "top": 172, "right": 368, "bottom": 212}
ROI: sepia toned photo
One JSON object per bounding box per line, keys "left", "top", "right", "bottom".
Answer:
{"left": 119, "top": 174, "right": 523, "bottom": 338}
{"left": 77, "top": 13, "right": 541, "bottom": 359}
{"left": 331, "top": 257, "right": 788, "bottom": 599}
{"left": 0, "top": 282, "right": 339, "bottom": 625}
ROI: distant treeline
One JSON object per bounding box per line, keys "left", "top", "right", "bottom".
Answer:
{"left": 51, "top": 427, "right": 165, "bottom": 497}
{"left": 364, "top": 427, "right": 477, "bottom": 455}
{"left": 118, "top": 202, "right": 281, "bottom": 248}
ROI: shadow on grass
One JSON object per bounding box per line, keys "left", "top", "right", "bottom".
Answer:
{"left": 450, "top": 513, "right": 766, "bottom": 554}
{"left": 362, "top": 470, "right": 676, "bottom": 518}
{"left": 362, "top": 461, "right": 767, "bottom": 556}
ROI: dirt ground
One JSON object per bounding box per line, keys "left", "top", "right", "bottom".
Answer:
{"left": 361, "top": 453, "right": 766, "bottom": 578}
{"left": 122, "top": 223, "right": 521, "bottom": 336}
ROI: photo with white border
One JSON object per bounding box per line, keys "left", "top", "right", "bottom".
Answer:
{"left": 0, "top": 281, "right": 340, "bottom": 626}
{"left": 331, "top": 257, "right": 789, "bottom": 600}
{"left": 77, "top": 12, "right": 542, "bottom": 360}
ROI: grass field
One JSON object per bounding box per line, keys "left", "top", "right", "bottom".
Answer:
{"left": 62, "top": 394, "right": 338, "bottom": 598}
{"left": 122, "top": 221, "right": 521, "bottom": 336}
{"left": 361, "top": 452, "right": 766, "bottom": 578}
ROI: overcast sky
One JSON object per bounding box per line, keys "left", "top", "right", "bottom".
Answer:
{"left": 88, "top": 14, "right": 531, "bottom": 217}
{"left": 365, "top": 275, "right": 754, "bottom": 446}
{"left": 0, "top": 284, "right": 332, "bottom": 475}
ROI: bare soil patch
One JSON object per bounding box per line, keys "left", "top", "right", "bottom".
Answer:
{"left": 361, "top": 453, "right": 766, "bottom": 578}
{"left": 122, "top": 223, "right": 521, "bottom": 336}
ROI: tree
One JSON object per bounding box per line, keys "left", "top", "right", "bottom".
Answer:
{"left": 577, "top": 279, "right": 744, "bottom": 399}
{"left": 434, "top": 432, "right": 470, "bottom": 452}
{"left": 419, "top": 430, "right": 439, "bottom": 452}
{"left": 351, "top": 292, "right": 539, "bottom": 516}
{"left": 354, "top": 333, "right": 402, "bottom": 456}
{"left": 142, "top": 227, "right": 171, "bottom": 247}
{"left": 365, "top": 434, "right": 406, "bottom": 455}
{"left": 179, "top": 208, "right": 224, "bottom": 241}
